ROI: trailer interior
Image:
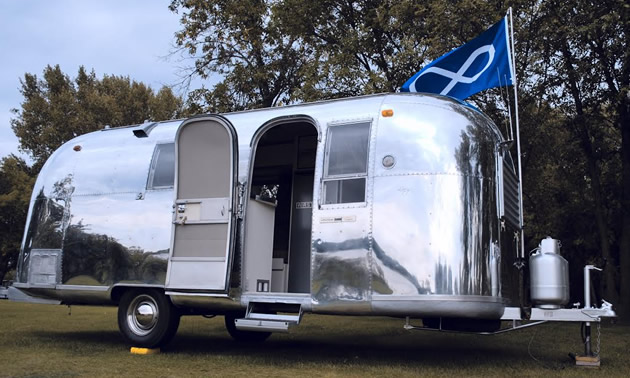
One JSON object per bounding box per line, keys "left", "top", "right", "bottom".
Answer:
{"left": 245, "top": 120, "right": 318, "bottom": 294}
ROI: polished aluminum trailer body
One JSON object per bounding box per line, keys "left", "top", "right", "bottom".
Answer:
{"left": 13, "top": 93, "right": 521, "bottom": 320}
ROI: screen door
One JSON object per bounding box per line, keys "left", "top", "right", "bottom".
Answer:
{"left": 166, "top": 116, "right": 238, "bottom": 292}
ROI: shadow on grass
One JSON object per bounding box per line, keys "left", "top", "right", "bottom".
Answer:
{"left": 31, "top": 330, "right": 122, "bottom": 348}
{"left": 29, "top": 325, "right": 574, "bottom": 370}
{"left": 165, "top": 331, "right": 567, "bottom": 369}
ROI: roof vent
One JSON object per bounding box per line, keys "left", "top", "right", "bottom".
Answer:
{"left": 132, "top": 121, "right": 158, "bottom": 138}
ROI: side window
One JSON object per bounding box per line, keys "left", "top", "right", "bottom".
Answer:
{"left": 323, "top": 122, "right": 371, "bottom": 205}
{"left": 147, "top": 143, "right": 175, "bottom": 189}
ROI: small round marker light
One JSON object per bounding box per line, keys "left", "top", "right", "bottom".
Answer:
{"left": 73, "top": 145, "right": 82, "bottom": 151}
{"left": 382, "top": 155, "right": 395, "bottom": 168}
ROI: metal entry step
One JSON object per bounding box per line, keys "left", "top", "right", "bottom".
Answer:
{"left": 235, "top": 301, "right": 303, "bottom": 333}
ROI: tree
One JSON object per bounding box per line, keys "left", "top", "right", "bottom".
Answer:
{"left": 0, "top": 155, "right": 35, "bottom": 283}
{"left": 279, "top": 0, "right": 513, "bottom": 98}
{"left": 169, "top": 0, "right": 317, "bottom": 112}
{"left": 11, "top": 65, "right": 186, "bottom": 167}
{"left": 170, "top": 0, "right": 520, "bottom": 108}
{"left": 517, "top": 0, "right": 628, "bottom": 312}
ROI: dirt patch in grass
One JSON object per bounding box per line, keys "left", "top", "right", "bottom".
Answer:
{"left": 1, "top": 301, "right": 628, "bottom": 377}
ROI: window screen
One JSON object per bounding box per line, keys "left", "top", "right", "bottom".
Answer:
{"left": 323, "top": 122, "right": 370, "bottom": 205}
{"left": 147, "top": 143, "right": 175, "bottom": 189}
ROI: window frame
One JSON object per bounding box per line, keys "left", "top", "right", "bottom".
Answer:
{"left": 321, "top": 120, "right": 372, "bottom": 207}
{"left": 146, "top": 142, "right": 175, "bottom": 190}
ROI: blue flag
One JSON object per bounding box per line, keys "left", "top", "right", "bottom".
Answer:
{"left": 401, "top": 16, "right": 514, "bottom": 99}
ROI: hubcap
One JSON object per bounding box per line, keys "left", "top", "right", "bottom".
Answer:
{"left": 126, "top": 294, "right": 159, "bottom": 336}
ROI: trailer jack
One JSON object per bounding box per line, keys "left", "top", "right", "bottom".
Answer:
{"left": 403, "top": 265, "right": 616, "bottom": 367}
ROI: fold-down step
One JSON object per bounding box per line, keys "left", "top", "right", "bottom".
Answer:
{"left": 235, "top": 301, "right": 303, "bottom": 333}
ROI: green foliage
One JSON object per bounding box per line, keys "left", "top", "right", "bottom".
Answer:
{"left": 512, "top": 0, "right": 629, "bottom": 307}
{"left": 0, "top": 155, "right": 35, "bottom": 283}
{"left": 170, "top": 0, "right": 518, "bottom": 109}
{"left": 169, "top": 0, "right": 317, "bottom": 111}
{"left": 278, "top": 0, "right": 509, "bottom": 98}
{"left": 10, "top": 65, "right": 186, "bottom": 167}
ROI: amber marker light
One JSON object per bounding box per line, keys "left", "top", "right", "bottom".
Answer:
{"left": 381, "top": 109, "right": 394, "bottom": 117}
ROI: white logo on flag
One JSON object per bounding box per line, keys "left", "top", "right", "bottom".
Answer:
{"left": 417, "top": 45, "right": 495, "bottom": 95}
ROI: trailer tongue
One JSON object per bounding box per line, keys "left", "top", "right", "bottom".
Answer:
{"left": 404, "top": 237, "right": 616, "bottom": 367}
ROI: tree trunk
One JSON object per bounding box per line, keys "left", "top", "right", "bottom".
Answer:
{"left": 590, "top": 161, "right": 617, "bottom": 302}
{"left": 616, "top": 3, "right": 630, "bottom": 319}
{"left": 618, "top": 94, "right": 630, "bottom": 317}
{"left": 579, "top": 127, "right": 617, "bottom": 304}
{"left": 0, "top": 253, "right": 8, "bottom": 284}
{"left": 560, "top": 41, "right": 618, "bottom": 304}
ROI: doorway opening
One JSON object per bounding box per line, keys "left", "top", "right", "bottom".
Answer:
{"left": 243, "top": 120, "right": 318, "bottom": 294}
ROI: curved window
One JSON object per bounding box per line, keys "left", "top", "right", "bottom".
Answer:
{"left": 147, "top": 143, "right": 175, "bottom": 189}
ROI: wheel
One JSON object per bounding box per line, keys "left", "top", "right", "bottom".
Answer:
{"left": 224, "top": 312, "right": 272, "bottom": 342}
{"left": 117, "top": 289, "right": 180, "bottom": 348}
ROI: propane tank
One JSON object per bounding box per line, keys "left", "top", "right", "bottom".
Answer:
{"left": 529, "top": 237, "right": 570, "bottom": 309}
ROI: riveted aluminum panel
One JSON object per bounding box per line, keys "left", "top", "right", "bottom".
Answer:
{"left": 15, "top": 93, "right": 520, "bottom": 313}
{"left": 17, "top": 120, "right": 180, "bottom": 289}
{"left": 370, "top": 98, "right": 510, "bottom": 316}
{"left": 61, "top": 191, "right": 172, "bottom": 286}
{"left": 312, "top": 207, "right": 372, "bottom": 311}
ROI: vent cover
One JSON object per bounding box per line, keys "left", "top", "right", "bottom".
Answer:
{"left": 28, "top": 249, "right": 61, "bottom": 286}
{"left": 500, "top": 158, "right": 521, "bottom": 229}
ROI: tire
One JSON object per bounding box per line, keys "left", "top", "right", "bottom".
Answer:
{"left": 224, "top": 312, "right": 272, "bottom": 342}
{"left": 117, "top": 289, "right": 180, "bottom": 348}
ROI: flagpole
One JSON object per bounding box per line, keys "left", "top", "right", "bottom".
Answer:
{"left": 509, "top": 7, "right": 526, "bottom": 260}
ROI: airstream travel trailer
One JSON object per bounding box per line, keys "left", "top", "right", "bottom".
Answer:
{"left": 10, "top": 93, "right": 615, "bottom": 359}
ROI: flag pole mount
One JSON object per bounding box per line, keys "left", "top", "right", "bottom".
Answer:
{"left": 509, "top": 7, "right": 526, "bottom": 262}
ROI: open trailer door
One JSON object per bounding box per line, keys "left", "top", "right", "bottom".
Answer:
{"left": 166, "top": 116, "right": 238, "bottom": 293}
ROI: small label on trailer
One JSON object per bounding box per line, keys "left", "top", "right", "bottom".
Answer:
{"left": 295, "top": 201, "right": 312, "bottom": 209}
{"left": 320, "top": 215, "right": 357, "bottom": 223}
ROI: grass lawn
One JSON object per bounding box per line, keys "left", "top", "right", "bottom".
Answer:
{"left": 0, "top": 300, "right": 628, "bottom": 377}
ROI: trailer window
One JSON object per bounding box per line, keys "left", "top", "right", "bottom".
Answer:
{"left": 147, "top": 143, "right": 175, "bottom": 189}
{"left": 323, "top": 122, "right": 370, "bottom": 204}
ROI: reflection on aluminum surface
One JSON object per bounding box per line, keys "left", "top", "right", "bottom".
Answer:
{"left": 16, "top": 94, "right": 519, "bottom": 313}
{"left": 61, "top": 191, "right": 172, "bottom": 285}
{"left": 18, "top": 121, "right": 181, "bottom": 288}
{"left": 371, "top": 101, "right": 504, "bottom": 299}
{"left": 20, "top": 180, "right": 172, "bottom": 287}
{"left": 311, "top": 205, "right": 373, "bottom": 308}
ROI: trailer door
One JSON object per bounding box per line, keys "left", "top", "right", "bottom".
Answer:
{"left": 166, "top": 116, "right": 238, "bottom": 293}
